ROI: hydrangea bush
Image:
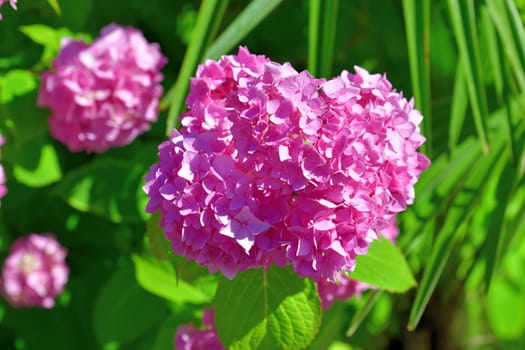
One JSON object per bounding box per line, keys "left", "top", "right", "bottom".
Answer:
{"left": 38, "top": 24, "right": 167, "bottom": 153}
{"left": 144, "top": 47, "right": 429, "bottom": 282}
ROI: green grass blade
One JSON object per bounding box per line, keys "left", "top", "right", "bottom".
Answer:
{"left": 407, "top": 137, "right": 507, "bottom": 330}
{"left": 480, "top": 5, "right": 503, "bottom": 100}
{"left": 308, "top": 0, "right": 339, "bottom": 78}
{"left": 504, "top": 0, "right": 525, "bottom": 91}
{"left": 448, "top": 59, "right": 468, "bottom": 152}
{"left": 345, "top": 290, "right": 382, "bottom": 337}
{"left": 402, "top": 0, "right": 432, "bottom": 157}
{"left": 486, "top": 0, "right": 525, "bottom": 93}
{"left": 447, "top": 0, "right": 490, "bottom": 154}
{"left": 204, "top": 0, "right": 284, "bottom": 60}
{"left": 483, "top": 159, "right": 515, "bottom": 292}
{"left": 164, "top": 0, "right": 229, "bottom": 134}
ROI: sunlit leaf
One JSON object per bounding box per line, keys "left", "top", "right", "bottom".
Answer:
{"left": 53, "top": 158, "right": 148, "bottom": 223}
{"left": 348, "top": 238, "right": 416, "bottom": 293}
{"left": 0, "top": 70, "right": 36, "bottom": 103}
{"left": 13, "top": 134, "right": 62, "bottom": 187}
{"left": 132, "top": 254, "right": 216, "bottom": 304}
{"left": 47, "top": 0, "right": 62, "bottom": 15}
{"left": 215, "top": 265, "right": 321, "bottom": 350}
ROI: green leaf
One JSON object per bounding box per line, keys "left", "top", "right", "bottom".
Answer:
{"left": 484, "top": 156, "right": 518, "bottom": 291}
{"left": 447, "top": 0, "right": 490, "bottom": 154}
{"left": 145, "top": 212, "right": 172, "bottom": 260}
{"left": 347, "top": 238, "right": 416, "bottom": 293}
{"left": 215, "top": 265, "right": 321, "bottom": 350}
{"left": 204, "top": 0, "right": 284, "bottom": 61}
{"left": 93, "top": 263, "right": 168, "bottom": 346}
{"left": 486, "top": 0, "right": 525, "bottom": 93}
{"left": 0, "top": 69, "right": 36, "bottom": 103}
{"left": 487, "top": 246, "right": 525, "bottom": 339}
{"left": 402, "top": 0, "right": 432, "bottom": 156}
{"left": 345, "top": 290, "right": 382, "bottom": 337}
{"left": 308, "top": 0, "right": 339, "bottom": 78}
{"left": 19, "top": 25, "right": 74, "bottom": 65}
{"left": 448, "top": 59, "right": 468, "bottom": 152}
{"left": 47, "top": 0, "right": 62, "bottom": 15}
{"left": 53, "top": 158, "right": 148, "bottom": 223}
{"left": 164, "top": 0, "right": 229, "bottom": 133}
{"left": 132, "top": 254, "right": 216, "bottom": 304}
{"left": 12, "top": 134, "right": 63, "bottom": 187}
{"left": 407, "top": 137, "right": 507, "bottom": 330}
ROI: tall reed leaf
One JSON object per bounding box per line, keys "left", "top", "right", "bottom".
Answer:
{"left": 204, "top": 0, "right": 284, "bottom": 60}
{"left": 486, "top": 0, "right": 525, "bottom": 93}
{"left": 447, "top": 0, "right": 490, "bottom": 154}
{"left": 164, "top": 0, "right": 229, "bottom": 134}
{"left": 407, "top": 135, "right": 507, "bottom": 330}
{"left": 308, "top": 0, "right": 339, "bottom": 78}
{"left": 402, "top": 0, "right": 432, "bottom": 157}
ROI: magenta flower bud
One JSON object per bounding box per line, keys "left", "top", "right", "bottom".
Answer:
{"left": 38, "top": 24, "right": 167, "bottom": 153}
{"left": 144, "top": 47, "right": 429, "bottom": 282}
{"left": 0, "top": 0, "right": 17, "bottom": 20}
{"left": 0, "top": 233, "right": 69, "bottom": 308}
{"left": 175, "top": 308, "right": 224, "bottom": 350}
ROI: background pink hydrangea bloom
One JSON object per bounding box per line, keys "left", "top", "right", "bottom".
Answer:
{"left": 0, "top": 233, "right": 69, "bottom": 308}
{"left": 317, "top": 218, "right": 399, "bottom": 309}
{"left": 0, "top": 135, "right": 6, "bottom": 203}
{"left": 0, "top": 0, "right": 16, "bottom": 20}
{"left": 144, "top": 47, "right": 429, "bottom": 282}
{"left": 38, "top": 23, "right": 167, "bottom": 153}
{"left": 174, "top": 308, "right": 224, "bottom": 350}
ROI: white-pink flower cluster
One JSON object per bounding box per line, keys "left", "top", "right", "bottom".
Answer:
{"left": 0, "top": 233, "right": 69, "bottom": 308}
{"left": 38, "top": 24, "right": 167, "bottom": 153}
{"left": 144, "top": 47, "right": 429, "bottom": 282}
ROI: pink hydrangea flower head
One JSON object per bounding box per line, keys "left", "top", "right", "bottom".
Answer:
{"left": 0, "top": 135, "right": 6, "bottom": 203}
{"left": 317, "top": 217, "right": 399, "bottom": 308}
{"left": 0, "top": 0, "right": 17, "bottom": 20}
{"left": 38, "top": 24, "right": 167, "bottom": 153}
{"left": 144, "top": 47, "right": 429, "bottom": 282}
{"left": 0, "top": 233, "right": 69, "bottom": 308}
{"left": 175, "top": 308, "right": 224, "bottom": 350}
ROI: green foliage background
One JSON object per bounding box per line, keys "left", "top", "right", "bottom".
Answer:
{"left": 1, "top": 0, "right": 525, "bottom": 349}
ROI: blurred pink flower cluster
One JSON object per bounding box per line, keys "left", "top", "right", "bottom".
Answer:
{"left": 0, "top": 135, "right": 6, "bottom": 204}
{"left": 144, "top": 47, "right": 429, "bottom": 282}
{"left": 38, "top": 24, "right": 167, "bottom": 153}
{"left": 0, "top": 233, "right": 69, "bottom": 308}
{"left": 175, "top": 308, "right": 224, "bottom": 350}
{"left": 0, "top": 0, "right": 16, "bottom": 20}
